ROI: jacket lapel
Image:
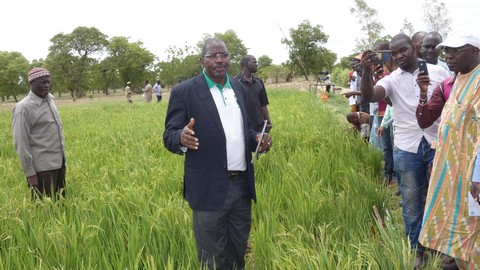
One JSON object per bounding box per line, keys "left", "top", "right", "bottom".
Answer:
{"left": 193, "top": 75, "right": 225, "bottom": 132}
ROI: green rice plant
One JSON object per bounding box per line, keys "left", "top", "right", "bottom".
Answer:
{"left": 0, "top": 89, "right": 433, "bottom": 269}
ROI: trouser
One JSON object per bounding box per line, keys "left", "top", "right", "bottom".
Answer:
{"left": 156, "top": 95, "right": 162, "bottom": 102}
{"left": 394, "top": 137, "right": 434, "bottom": 253}
{"left": 29, "top": 164, "right": 66, "bottom": 199}
{"left": 193, "top": 175, "right": 251, "bottom": 270}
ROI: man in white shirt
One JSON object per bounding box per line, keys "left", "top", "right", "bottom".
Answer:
{"left": 360, "top": 34, "right": 449, "bottom": 269}
{"left": 153, "top": 80, "right": 162, "bottom": 102}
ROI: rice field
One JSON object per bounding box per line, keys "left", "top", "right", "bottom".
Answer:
{"left": 0, "top": 89, "right": 442, "bottom": 269}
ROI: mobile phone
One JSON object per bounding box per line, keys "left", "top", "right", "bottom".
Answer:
{"left": 374, "top": 50, "right": 391, "bottom": 64}
{"left": 418, "top": 60, "right": 429, "bottom": 75}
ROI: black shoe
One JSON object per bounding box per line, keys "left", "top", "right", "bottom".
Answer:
{"left": 414, "top": 251, "right": 425, "bottom": 269}
{"left": 439, "top": 254, "right": 459, "bottom": 270}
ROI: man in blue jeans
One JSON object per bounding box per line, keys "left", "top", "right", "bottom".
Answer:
{"left": 359, "top": 34, "right": 449, "bottom": 269}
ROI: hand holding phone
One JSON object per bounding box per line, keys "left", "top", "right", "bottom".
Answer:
{"left": 374, "top": 50, "right": 391, "bottom": 65}
{"left": 417, "top": 60, "right": 430, "bottom": 93}
{"left": 417, "top": 60, "right": 429, "bottom": 75}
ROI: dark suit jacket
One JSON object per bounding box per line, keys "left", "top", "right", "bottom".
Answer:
{"left": 163, "top": 74, "right": 258, "bottom": 211}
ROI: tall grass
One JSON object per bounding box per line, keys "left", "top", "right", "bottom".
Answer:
{"left": 0, "top": 90, "right": 439, "bottom": 269}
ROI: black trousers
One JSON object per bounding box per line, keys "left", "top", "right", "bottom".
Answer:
{"left": 156, "top": 95, "right": 162, "bottom": 102}
{"left": 29, "top": 165, "right": 66, "bottom": 199}
{"left": 193, "top": 175, "right": 251, "bottom": 270}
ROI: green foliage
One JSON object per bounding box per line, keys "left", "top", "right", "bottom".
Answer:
{"left": 331, "top": 67, "right": 351, "bottom": 88}
{"left": 257, "top": 55, "right": 273, "bottom": 70}
{"left": 0, "top": 51, "right": 30, "bottom": 100}
{"left": 214, "top": 30, "right": 248, "bottom": 64}
{"left": 350, "top": 0, "right": 385, "bottom": 52}
{"left": 156, "top": 45, "right": 201, "bottom": 86}
{"left": 46, "top": 27, "right": 109, "bottom": 98}
{"left": 258, "top": 65, "right": 290, "bottom": 83}
{"left": 337, "top": 55, "right": 356, "bottom": 70}
{"left": 281, "top": 20, "right": 336, "bottom": 80}
{"left": 103, "top": 36, "right": 155, "bottom": 92}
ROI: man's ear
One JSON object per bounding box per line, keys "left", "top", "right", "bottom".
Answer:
{"left": 200, "top": 57, "right": 204, "bottom": 68}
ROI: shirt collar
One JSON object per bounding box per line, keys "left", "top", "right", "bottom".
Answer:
{"left": 237, "top": 73, "right": 257, "bottom": 83}
{"left": 28, "top": 90, "right": 52, "bottom": 105}
{"left": 202, "top": 69, "right": 231, "bottom": 90}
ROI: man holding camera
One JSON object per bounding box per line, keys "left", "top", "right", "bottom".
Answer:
{"left": 360, "top": 34, "right": 449, "bottom": 269}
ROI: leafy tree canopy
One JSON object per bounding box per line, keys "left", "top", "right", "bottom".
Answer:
{"left": 281, "top": 20, "right": 335, "bottom": 80}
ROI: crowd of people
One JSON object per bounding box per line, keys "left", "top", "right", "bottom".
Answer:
{"left": 123, "top": 79, "right": 163, "bottom": 103}
{"left": 344, "top": 31, "right": 480, "bottom": 269}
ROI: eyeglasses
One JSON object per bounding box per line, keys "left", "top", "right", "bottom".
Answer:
{"left": 444, "top": 46, "right": 471, "bottom": 55}
{"left": 204, "top": 52, "right": 229, "bottom": 59}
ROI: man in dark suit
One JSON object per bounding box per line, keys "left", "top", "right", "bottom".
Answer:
{"left": 163, "top": 38, "right": 272, "bottom": 270}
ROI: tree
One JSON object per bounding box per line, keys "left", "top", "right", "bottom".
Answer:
{"left": 422, "top": 0, "right": 451, "bottom": 38}
{"left": 157, "top": 43, "right": 201, "bottom": 87}
{"left": 0, "top": 51, "right": 30, "bottom": 102}
{"left": 257, "top": 55, "right": 272, "bottom": 69}
{"left": 102, "top": 36, "right": 155, "bottom": 93}
{"left": 46, "top": 27, "right": 108, "bottom": 98}
{"left": 259, "top": 65, "right": 290, "bottom": 83}
{"left": 281, "top": 20, "right": 335, "bottom": 80}
{"left": 399, "top": 19, "right": 415, "bottom": 37}
{"left": 350, "top": 0, "right": 385, "bottom": 52}
{"left": 214, "top": 30, "right": 248, "bottom": 64}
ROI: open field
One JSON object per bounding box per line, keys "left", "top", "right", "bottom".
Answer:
{"left": 0, "top": 87, "right": 443, "bottom": 269}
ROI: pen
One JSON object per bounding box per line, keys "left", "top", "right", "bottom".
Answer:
{"left": 251, "top": 120, "right": 268, "bottom": 164}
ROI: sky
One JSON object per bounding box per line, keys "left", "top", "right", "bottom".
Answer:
{"left": 2, "top": 0, "right": 478, "bottom": 65}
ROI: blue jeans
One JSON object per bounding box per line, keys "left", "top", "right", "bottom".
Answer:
{"left": 393, "top": 137, "right": 435, "bottom": 253}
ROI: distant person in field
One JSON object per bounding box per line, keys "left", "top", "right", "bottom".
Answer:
{"left": 412, "top": 31, "right": 427, "bottom": 59}
{"left": 346, "top": 56, "right": 361, "bottom": 112}
{"left": 12, "top": 68, "right": 66, "bottom": 199}
{"left": 234, "top": 55, "right": 272, "bottom": 133}
{"left": 320, "top": 71, "right": 332, "bottom": 92}
{"left": 421, "top": 31, "right": 451, "bottom": 74}
{"left": 142, "top": 80, "right": 153, "bottom": 103}
{"left": 125, "top": 81, "right": 133, "bottom": 103}
{"left": 163, "top": 38, "right": 272, "bottom": 270}
{"left": 153, "top": 80, "right": 162, "bottom": 102}
{"left": 360, "top": 34, "right": 449, "bottom": 269}
{"left": 346, "top": 111, "right": 370, "bottom": 141}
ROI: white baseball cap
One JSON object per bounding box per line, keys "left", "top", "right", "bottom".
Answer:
{"left": 436, "top": 32, "right": 480, "bottom": 50}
